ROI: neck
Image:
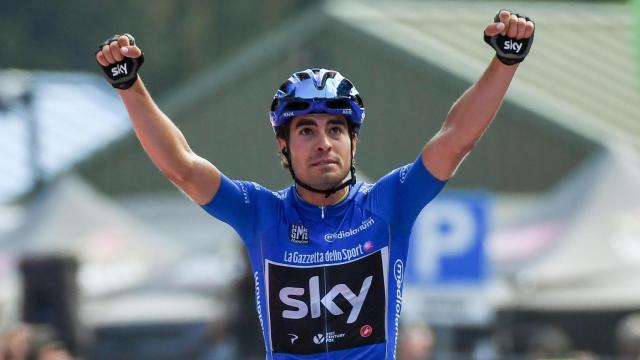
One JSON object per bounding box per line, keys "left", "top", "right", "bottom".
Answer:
{"left": 296, "top": 186, "right": 349, "bottom": 207}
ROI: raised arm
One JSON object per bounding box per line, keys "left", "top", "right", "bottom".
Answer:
{"left": 95, "top": 35, "right": 220, "bottom": 205}
{"left": 422, "top": 10, "right": 535, "bottom": 180}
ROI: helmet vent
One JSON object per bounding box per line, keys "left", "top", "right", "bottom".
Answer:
{"left": 295, "top": 72, "right": 310, "bottom": 80}
{"left": 270, "top": 98, "right": 279, "bottom": 112}
{"left": 317, "top": 71, "right": 337, "bottom": 90}
{"left": 336, "top": 79, "right": 354, "bottom": 97}
{"left": 278, "top": 80, "right": 292, "bottom": 94}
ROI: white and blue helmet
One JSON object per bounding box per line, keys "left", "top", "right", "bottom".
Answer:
{"left": 269, "top": 68, "right": 365, "bottom": 131}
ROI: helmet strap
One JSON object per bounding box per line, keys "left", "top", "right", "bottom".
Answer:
{"left": 282, "top": 140, "right": 356, "bottom": 199}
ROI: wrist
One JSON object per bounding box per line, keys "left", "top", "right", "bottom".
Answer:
{"left": 492, "top": 55, "right": 520, "bottom": 68}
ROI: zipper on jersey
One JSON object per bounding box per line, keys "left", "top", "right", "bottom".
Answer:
{"left": 320, "top": 206, "right": 325, "bottom": 219}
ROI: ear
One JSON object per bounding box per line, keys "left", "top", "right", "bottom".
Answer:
{"left": 276, "top": 137, "right": 287, "bottom": 154}
{"left": 351, "top": 133, "right": 358, "bottom": 157}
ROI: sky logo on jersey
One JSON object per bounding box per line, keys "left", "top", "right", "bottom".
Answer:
{"left": 266, "top": 249, "right": 387, "bottom": 355}
{"left": 289, "top": 224, "right": 309, "bottom": 245}
{"left": 279, "top": 275, "right": 372, "bottom": 323}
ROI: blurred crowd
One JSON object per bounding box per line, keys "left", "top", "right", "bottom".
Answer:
{"left": 0, "top": 323, "right": 73, "bottom": 360}
{"left": 2, "top": 313, "right": 640, "bottom": 360}
{"left": 395, "top": 312, "right": 640, "bottom": 360}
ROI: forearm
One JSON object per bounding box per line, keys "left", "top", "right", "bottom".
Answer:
{"left": 443, "top": 56, "right": 518, "bottom": 153}
{"left": 118, "top": 78, "right": 193, "bottom": 181}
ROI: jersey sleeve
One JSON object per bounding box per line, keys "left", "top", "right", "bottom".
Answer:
{"left": 364, "top": 154, "right": 447, "bottom": 228}
{"left": 200, "top": 174, "right": 275, "bottom": 245}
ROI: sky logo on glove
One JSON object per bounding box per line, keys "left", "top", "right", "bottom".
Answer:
{"left": 111, "top": 63, "right": 128, "bottom": 77}
{"left": 503, "top": 40, "right": 523, "bottom": 53}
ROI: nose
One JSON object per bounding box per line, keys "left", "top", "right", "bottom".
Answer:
{"left": 316, "top": 132, "right": 332, "bottom": 152}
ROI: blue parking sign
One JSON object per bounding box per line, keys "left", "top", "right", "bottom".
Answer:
{"left": 405, "top": 192, "right": 490, "bottom": 287}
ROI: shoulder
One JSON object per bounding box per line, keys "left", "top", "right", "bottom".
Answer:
{"left": 353, "top": 181, "right": 373, "bottom": 195}
{"left": 246, "top": 181, "right": 291, "bottom": 205}
{"left": 351, "top": 181, "right": 374, "bottom": 202}
{"left": 209, "top": 176, "right": 285, "bottom": 208}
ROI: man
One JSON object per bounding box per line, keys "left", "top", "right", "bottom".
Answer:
{"left": 95, "top": 9, "right": 534, "bottom": 359}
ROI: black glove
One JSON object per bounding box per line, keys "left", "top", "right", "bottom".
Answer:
{"left": 96, "top": 34, "right": 144, "bottom": 89}
{"left": 484, "top": 10, "right": 534, "bottom": 65}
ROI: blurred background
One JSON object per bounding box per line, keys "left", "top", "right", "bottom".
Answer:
{"left": 0, "top": 0, "right": 639, "bottom": 359}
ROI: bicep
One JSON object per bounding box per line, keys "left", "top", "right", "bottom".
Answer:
{"left": 172, "top": 154, "right": 222, "bottom": 206}
{"left": 422, "top": 128, "right": 469, "bottom": 181}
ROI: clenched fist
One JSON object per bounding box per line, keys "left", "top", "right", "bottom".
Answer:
{"left": 484, "top": 10, "right": 535, "bottom": 65}
{"left": 95, "top": 34, "right": 144, "bottom": 89}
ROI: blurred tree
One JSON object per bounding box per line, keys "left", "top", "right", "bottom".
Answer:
{"left": 0, "top": 0, "right": 315, "bottom": 93}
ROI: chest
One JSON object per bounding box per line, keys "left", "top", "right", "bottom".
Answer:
{"left": 260, "top": 207, "right": 389, "bottom": 266}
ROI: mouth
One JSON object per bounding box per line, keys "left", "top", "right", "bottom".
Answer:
{"left": 311, "top": 158, "right": 339, "bottom": 167}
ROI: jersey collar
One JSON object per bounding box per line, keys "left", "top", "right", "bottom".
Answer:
{"left": 289, "top": 183, "right": 359, "bottom": 219}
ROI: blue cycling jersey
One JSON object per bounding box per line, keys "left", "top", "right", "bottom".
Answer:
{"left": 201, "top": 155, "right": 446, "bottom": 359}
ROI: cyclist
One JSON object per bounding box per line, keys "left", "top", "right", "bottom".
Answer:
{"left": 96, "top": 9, "right": 534, "bottom": 359}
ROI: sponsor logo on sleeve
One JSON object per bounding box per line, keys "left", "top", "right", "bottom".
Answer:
{"left": 272, "top": 191, "right": 287, "bottom": 200}
{"left": 358, "top": 183, "right": 374, "bottom": 194}
{"left": 239, "top": 182, "right": 250, "bottom": 204}
{"left": 399, "top": 164, "right": 411, "bottom": 184}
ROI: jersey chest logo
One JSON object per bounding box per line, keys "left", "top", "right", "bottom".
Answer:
{"left": 289, "top": 224, "right": 309, "bottom": 245}
{"left": 266, "top": 248, "right": 388, "bottom": 354}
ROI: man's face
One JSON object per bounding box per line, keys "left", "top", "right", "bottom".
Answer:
{"left": 278, "top": 114, "right": 356, "bottom": 191}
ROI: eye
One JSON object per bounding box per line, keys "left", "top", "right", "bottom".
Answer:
{"left": 329, "top": 126, "right": 344, "bottom": 135}
{"left": 299, "top": 127, "right": 313, "bottom": 136}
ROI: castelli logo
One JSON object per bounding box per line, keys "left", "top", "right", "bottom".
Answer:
{"left": 360, "top": 325, "right": 373, "bottom": 338}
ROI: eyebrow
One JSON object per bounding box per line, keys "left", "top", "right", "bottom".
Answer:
{"left": 294, "top": 118, "right": 348, "bottom": 129}
{"left": 327, "top": 119, "right": 348, "bottom": 127}
{"left": 295, "top": 119, "right": 317, "bottom": 129}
